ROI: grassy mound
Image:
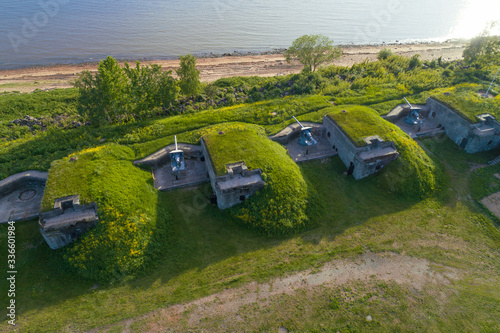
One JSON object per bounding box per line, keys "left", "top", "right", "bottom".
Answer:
{"left": 201, "top": 123, "right": 310, "bottom": 235}
{"left": 41, "top": 144, "right": 165, "bottom": 282}
{"left": 326, "top": 105, "right": 439, "bottom": 198}
{"left": 431, "top": 83, "right": 500, "bottom": 122}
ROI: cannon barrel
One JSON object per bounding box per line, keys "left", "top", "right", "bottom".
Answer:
{"left": 403, "top": 97, "right": 412, "bottom": 108}
{"left": 292, "top": 116, "right": 304, "bottom": 129}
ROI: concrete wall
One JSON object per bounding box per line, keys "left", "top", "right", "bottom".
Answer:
{"left": 323, "top": 115, "right": 398, "bottom": 180}
{"left": 0, "top": 170, "right": 47, "bottom": 198}
{"left": 323, "top": 115, "right": 358, "bottom": 170}
{"left": 353, "top": 142, "right": 399, "bottom": 180}
{"left": 201, "top": 138, "right": 218, "bottom": 198}
{"left": 39, "top": 199, "right": 98, "bottom": 250}
{"left": 201, "top": 138, "right": 265, "bottom": 210}
{"left": 427, "top": 97, "right": 472, "bottom": 147}
{"left": 214, "top": 169, "right": 265, "bottom": 210}
{"left": 427, "top": 97, "right": 500, "bottom": 153}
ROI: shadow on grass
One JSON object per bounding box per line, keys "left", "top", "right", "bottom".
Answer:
{"left": 3, "top": 141, "right": 492, "bottom": 330}
{"left": 0, "top": 156, "right": 423, "bottom": 328}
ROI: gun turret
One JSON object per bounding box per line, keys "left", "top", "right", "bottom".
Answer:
{"left": 170, "top": 135, "right": 186, "bottom": 174}
{"left": 403, "top": 97, "right": 423, "bottom": 126}
{"left": 292, "top": 116, "right": 318, "bottom": 146}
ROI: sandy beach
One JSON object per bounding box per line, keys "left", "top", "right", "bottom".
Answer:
{"left": 0, "top": 42, "right": 466, "bottom": 94}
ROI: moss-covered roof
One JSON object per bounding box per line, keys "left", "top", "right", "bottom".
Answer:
{"left": 325, "top": 105, "right": 399, "bottom": 147}
{"left": 201, "top": 123, "right": 310, "bottom": 234}
{"left": 323, "top": 105, "right": 438, "bottom": 198}
{"left": 41, "top": 144, "right": 161, "bottom": 281}
{"left": 202, "top": 123, "right": 274, "bottom": 177}
{"left": 431, "top": 83, "right": 500, "bottom": 122}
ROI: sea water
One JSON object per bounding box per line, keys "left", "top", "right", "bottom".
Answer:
{"left": 0, "top": 0, "right": 498, "bottom": 69}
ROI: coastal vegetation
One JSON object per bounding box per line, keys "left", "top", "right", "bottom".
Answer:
{"left": 0, "top": 36, "right": 499, "bottom": 331}
{"left": 284, "top": 34, "right": 343, "bottom": 72}
{"left": 176, "top": 54, "right": 202, "bottom": 96}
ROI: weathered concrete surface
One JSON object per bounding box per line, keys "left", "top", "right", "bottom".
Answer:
{"left": 135, "top": 144, "right": 210, "bottom": 191}
{"left": 39, "top": 195, "right": 98, "bottom": 250}
{"left": 153, "top": 159, "right": 210, "bottom": 191}
{"left": 426, "top": 97, "right": 500, "bottom": 153}
{"left": 201, "top": 139, "right": 264, "bottom": 210}
{"left": 284, "top": 133, "right": 338, "bottom": 163}
{"left": 384, "top": 103, "right": 429, "bottom": 122}
{"left": 323, "top": 116, "right": 399, "bottom": 179}
{"left": 391, "top": 116, "right": 444, "bottom": 139}
{"left": 134, "top": 143, "right": 204, "bottom": 168}
{"left": 0, "top": 170, "right": 47, "bottom": 223}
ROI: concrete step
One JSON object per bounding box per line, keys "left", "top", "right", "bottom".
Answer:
{"left": 488, "top": 155, "right": 500, "bottom": 166}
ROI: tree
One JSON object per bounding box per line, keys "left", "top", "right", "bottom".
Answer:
{"left": 463, "top": 35, "right": 500, "bottom": 65}
{"left": 74, "top": 57, "right": 179, "bottom": 125}
{"left": 284, "top": 34, "right": 342, "bottom": 72}
{"left": 74, "top": 56, "right": 130, "bottom": 125}
{"left": 176, "top": 54, "right": 201, "bottom": 96}
{"left": 124, "top": 62, "right": 179, "bottom": 118}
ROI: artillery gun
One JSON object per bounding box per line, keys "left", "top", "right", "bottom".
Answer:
{"left": 293, "top": 116, "right": 318, "bottom": 146}
{"left": 170, "top": 135, "right": 186, "bottom": 175}
{"left": 403, "top": 97, "right": 423, "bottom": 126}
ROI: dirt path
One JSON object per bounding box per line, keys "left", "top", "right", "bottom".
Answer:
{"left": 98, "top": 252, "right": 457, "bottom": 332}
{"left": 0, "top": 42, "right": 465, "bottom": 93}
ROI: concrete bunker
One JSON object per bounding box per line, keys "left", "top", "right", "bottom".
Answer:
{"left": 201, "top": 138, "right": 265, "bottom": 210}
{"left": 0, "top": 171, "right": 47, "bottom": 223}
{"left": 323, "top": 115, "right": 399, "bottom": 180}
{"left": 39, "top": 195, "right": 99, "bottom": 250}
{"left": 386, "top": 96, "right": 500, "bottom": 153}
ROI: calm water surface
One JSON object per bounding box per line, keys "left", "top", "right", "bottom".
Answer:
{"left": 0, "top": 0, "right": 498, "bottom": 69}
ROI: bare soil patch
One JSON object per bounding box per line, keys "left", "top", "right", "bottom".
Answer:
{"left": 105, "top": 252, "right": 457, "bottom": 332}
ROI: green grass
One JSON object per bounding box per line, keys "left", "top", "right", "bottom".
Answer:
{"left": 0, "top": 137, "right": 498, "bottom": 332}
{"left": 0, "top": 61, "right": 499, "bottom": 331}
{"left": 202, "top": 123, "right": 311, "bottom": 235}
{"left": 40, "top": 144, "right": 165, "bottom": 282}
{"left": 431, "top": 83, "right": 500, "bottom": 122}
{"left": 0, "top": 88, "right": 78, "bottom": 122}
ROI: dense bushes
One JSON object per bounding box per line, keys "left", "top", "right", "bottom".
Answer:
{"left": 75, "top": 56, "right": 179, "bottom": 125}
{"left": 326, "top": 105, "right": 438, "bottom": 199}
{"left": 201, "top": 123, "right": 310, "bottom": 235}
{"left": 42, "top": 144, "right": 165, "bottom": 281}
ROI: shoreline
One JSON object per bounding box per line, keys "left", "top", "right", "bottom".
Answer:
{"left": 0, "top": 41, "right": 467, "bottom": 94}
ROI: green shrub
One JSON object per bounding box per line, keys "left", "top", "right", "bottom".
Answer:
{"left": 377, "top": 48, "right": 394, "bottom": 60}
{"left": 42, "top": 144, "right": 165, "bottom": 282}
{"left": 201, "top": 123, "right": 310, "bottom": 235}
